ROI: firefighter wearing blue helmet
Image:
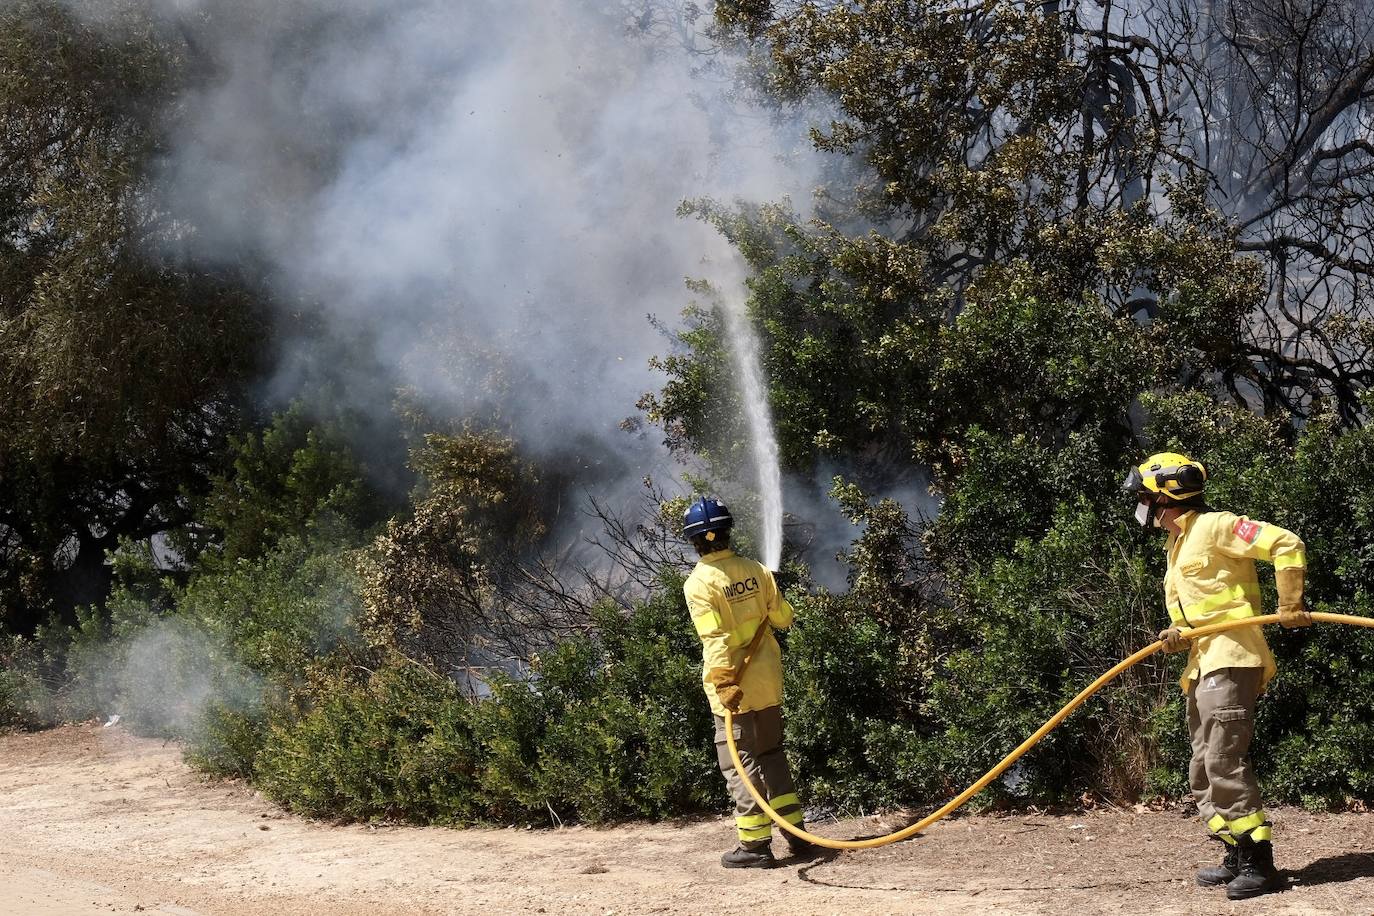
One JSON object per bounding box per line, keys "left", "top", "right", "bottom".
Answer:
{"left": 681, "top": 496, "right": 815, "bottom": 868}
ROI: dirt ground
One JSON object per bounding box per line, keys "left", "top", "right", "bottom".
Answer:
{"left": 3, "top": 726, "right": 1374, "bottom": 915}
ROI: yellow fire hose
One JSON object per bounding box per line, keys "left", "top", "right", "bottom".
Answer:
{"left": 723, "top": 611, "right": 1374, "bottom": 851}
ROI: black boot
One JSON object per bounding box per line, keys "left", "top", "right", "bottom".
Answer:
{"left": 1196, "top": 838, "right": 1240, "bottom": 887}
{"left": 785, "top": 826, "right": 821, "bottom": 860}
{"left": 721, "top": 844, "right": 776, "bottom": 869}
{"left": 1226, "top": 838, "right": 1283, "bottom": 900}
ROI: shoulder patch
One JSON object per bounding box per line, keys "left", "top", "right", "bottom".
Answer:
{"left": 1233, "top": 518, "right": 1262, "bottom": 544}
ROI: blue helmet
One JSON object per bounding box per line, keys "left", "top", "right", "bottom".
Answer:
{"left": 683, "top": 496, "right": 733, "bottom": 540}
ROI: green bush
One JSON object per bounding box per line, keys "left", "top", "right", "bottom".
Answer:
{"left": 0, "top": 634, "right": 59, "bottom": 730}
{"left": 928, "top": 501, "right": 1180, "bottom": 800}
{"left": 255, "top": 585, "right": 717, "bottom": 826}
{"left": 763, "top": 393, "right": 1374, "bottom": 813}
{"left": 783, "top": 589, "right": 931, "bottom": 813}
{"left": 882, "top": 394, "right": 1374, "bottom": 809}
{"left": 172, "top": 536, "right": 365, "bottom": 707}
{"left": 185, "top": 701, "right": 271, "bottom": 779}
{"left": 511, "top": 590, "right": 720, "bottom": 822}
{"left": 256, "top": 662, "right": 483, "bottom": 823}
{"left": 195, "top": 402, "right": 394, "bottom": 564}
{"left": 11, "top": 392, "right": 1374, "bottom": 826}
{"left": 780, "top": 485, "right": 950, "bottom": 813}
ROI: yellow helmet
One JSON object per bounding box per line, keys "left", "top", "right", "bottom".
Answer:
{"left": 1122, "top": 452, "right": 1208, "bottom": 502}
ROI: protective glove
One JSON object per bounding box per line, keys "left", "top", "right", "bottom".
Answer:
{"left": 1277, "top": 604, "right": 1312, "bottom": 628}
{"left": 1275, "top": 567, "right": 1312, "bottom": 628}
{"left": 1158, "top": 627, "right": 1189, "bottom": 653}
{"left": 707, "top": 666, "right": 744, "bottom": 713}
{"left": 717, "top": 684, "right": 744, "bottom": 713}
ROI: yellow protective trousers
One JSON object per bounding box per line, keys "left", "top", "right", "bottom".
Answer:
{"left": 713, "top": 706, "right": 802, "bottom": 848}
{"left": 1188, "top": 666, "right": 1271, "bottom": 843}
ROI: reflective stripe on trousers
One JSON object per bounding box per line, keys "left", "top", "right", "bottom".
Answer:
{"left": 714, "top": 706, "right": 802, "bottom": 848}
{"left": 1189, "top": 667, "right": 1270, "bottom": 842}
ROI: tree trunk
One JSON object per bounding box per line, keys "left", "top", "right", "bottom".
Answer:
{"left": 47, "top": 537, "right": 114, "bottom": 627}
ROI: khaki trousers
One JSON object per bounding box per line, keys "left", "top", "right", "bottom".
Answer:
{"left": 1187, "top": 666, "right": 1265, "bottom": 835}
{"left": 713, "top": 706, "right": 802, "bottom": 848}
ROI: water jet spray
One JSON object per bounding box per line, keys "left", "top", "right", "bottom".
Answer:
{"left": 722, "top": 294, "right": 783, "bottom": 570}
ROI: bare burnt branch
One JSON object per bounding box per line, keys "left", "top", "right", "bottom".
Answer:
{"left": 378, "top": 479, "right": 694, "bottom": 674}
{"left": 1136, "top": 0, "right": 1374, "bottom": 422}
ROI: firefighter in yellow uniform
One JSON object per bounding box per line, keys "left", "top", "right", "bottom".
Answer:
{"left": 1123, "top": 453, "right": 1310, "bottom": 900}
{"left": 681, "top": 496, "right": 816, "bottom": 868}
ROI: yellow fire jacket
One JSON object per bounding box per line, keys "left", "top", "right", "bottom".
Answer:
{"left": 1165, "top": 509, "right": 1306, "bottom": 692}
{"left": 684, "top": 549, "right": 794, "bottom": 717}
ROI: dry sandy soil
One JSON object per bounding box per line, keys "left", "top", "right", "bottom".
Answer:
{"left": 3, "top": 726, "right": 1374, "bottom": 915}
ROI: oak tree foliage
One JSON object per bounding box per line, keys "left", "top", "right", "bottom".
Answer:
{"left": 0, "top": 1, "right": 267, "bottom": 631}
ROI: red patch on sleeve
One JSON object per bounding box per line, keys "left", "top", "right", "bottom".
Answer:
{"left": 1233, "top": 519, "right": 1261, "bottom": 544}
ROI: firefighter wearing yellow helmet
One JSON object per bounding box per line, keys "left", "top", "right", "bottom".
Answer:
{"left": 1123, "top": 452, "right": 1310, "bottom": 900}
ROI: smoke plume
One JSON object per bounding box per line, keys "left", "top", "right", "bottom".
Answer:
{"left": 145, "top": 0, "right": 820, "bottom": 492}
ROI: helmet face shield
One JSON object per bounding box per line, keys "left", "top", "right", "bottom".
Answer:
{"left": 1122, "top": 467, "right": 1154, "bottom": 528}
{"left": 1133, "top": 498, "right": 1164, "bottom": 528}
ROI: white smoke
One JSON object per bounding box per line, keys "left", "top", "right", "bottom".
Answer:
{"left": 27, "top": 0, "right": 838, "bottom": 573}
{"left": 64, "top": 615, "right": 266, "bottom": 743}
{"left": 113, "top": 618, "right": 264, "bottom": 735}
{"left": 147, "top": 0, "right": 821, "bottom": 491}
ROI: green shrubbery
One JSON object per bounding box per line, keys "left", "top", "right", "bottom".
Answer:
{"left": 775, "top": 390, "right": 1374, "bottom": 817}
{"left": 780, "top": 489, "right": 1187, "bottom": 813}
{"left": 895, "top": 392, "right": 1374, "bottom": 810}
{"left": 255, "top": 591, "right": 716, "bottom": 826}
{"left": 255, "top": 661, "right": 484, "bottom": 823}
{"left": 8, "top": 391, "right": 1374, "bottom": 830}
{"left": 5, "top": 0, "right": 1374, "bottom": 841}
{"left": 0, "top": 634, "right": 58, "bottom": 729}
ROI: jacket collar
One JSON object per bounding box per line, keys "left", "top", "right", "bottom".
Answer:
{"left": 1165, "top": 509, "right": 1199, "bottom": 552}
{"left": 700, "top": 548, "right": 735, "bottom": 562}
